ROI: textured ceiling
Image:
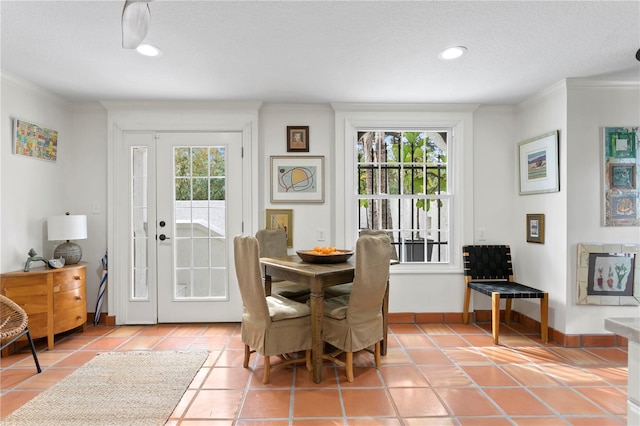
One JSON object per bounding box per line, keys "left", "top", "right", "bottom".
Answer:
{"left": 1, "top": 0, "right": 639, "bottom": 105}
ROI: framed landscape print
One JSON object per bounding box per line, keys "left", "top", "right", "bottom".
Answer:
{"left": 518, "top": 131, "right": 559, "bottom": 195}
{"left": 602, "top": 126, "right": 639, "bottom": 226}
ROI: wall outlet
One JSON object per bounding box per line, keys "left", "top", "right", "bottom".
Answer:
{"left": 92, "top": 201, "right": 100, "bottom": 214}
{"left": 478, "top": 227, "right": 487, "bottom": 241}
{"left": 317, "top": 229, "right": 326, "bottom": 241}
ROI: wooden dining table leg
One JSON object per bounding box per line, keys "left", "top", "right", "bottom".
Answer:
{"left": 309, "top": 277, "right": 324, "bottom": 383}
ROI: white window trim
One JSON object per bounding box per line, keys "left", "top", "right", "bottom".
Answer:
{"left": 332, "top": 103, "right": 477, "bottom": 273}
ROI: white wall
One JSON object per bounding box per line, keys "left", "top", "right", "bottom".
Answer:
{"left": 513, "top": 82, "right": 569, "bottom": 332}
{"left": 1, "top": 75, "right": 72, "bottom": 270}
{"left": 565, "top": 79, "right": 640, "bottom": 334}
{"left": 258, "top": 104, "right": 335, "bottom": 249}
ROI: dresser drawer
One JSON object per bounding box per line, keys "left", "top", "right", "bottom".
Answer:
{"left": 53, "top": 269, "right": 85, "bottom": 292}
{"left": 54, "top": 305, "right": 86, "bottom": 334}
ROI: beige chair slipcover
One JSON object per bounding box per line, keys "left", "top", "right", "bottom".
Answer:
{"left": 233, "top": 235, "right": 312, "bottom": 383}
{"left": 255, "top": 229, "right": 310, "bottom": 302}
{"left": 322, "top": 233, "right": 391, "bottom": 382}
{"left": 324, "top": 229, "right": 397, "bottom": 298}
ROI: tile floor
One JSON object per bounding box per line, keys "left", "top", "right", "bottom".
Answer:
{"left": 0, "top": 321, "right": 629, "bottom": 425}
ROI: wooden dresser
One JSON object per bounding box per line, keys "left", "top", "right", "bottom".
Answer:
{"left": 1, "top": 262, "right": 87, "bottom": 351}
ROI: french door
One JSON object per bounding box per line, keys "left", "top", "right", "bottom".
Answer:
{"left": 125, "top": 131, "right": 243, "bottom": 323}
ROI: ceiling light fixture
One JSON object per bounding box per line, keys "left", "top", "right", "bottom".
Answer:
{"left": 438, "top": 46, "right": 467, "bottom": 60}
{"left": 136, "top": 43, "right": 162, "bottom": 57}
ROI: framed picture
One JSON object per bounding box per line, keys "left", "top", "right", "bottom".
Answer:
{"left": 526, "top": 213, "right": 545, "bottom": 244}
{"left": 286, "top": 126, "right": 309, "bottom": 152}
{"left": 518, "top": 130, "right": 559, "bottom": 195}
{"left": 13, "top": 118, "right": 58, "bottom": 162}
{"left": 576, "top": 243, "right": 640, "bottom": 305}
{"left": 602, "top": 126, "right": 639, "bottom": 226}
{"left": 270, "top": 156, "right": 324, "bottom": 203}
{"left": 265, "top": 209, "right": 293, "bottom": 248}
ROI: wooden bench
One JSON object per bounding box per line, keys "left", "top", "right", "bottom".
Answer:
{"left": 462, "top": 245, "right": 548, "bottom": 344}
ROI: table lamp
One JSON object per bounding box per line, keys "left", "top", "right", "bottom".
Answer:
{"left": 48, "top": 213, "right": 87, "bottom": 265}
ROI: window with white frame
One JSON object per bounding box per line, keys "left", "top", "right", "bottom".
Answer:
{"left": 356, "top": 129, "right": 451, "bottom": 264}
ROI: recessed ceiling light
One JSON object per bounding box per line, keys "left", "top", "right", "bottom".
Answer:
{"left": 136, "top": 43, "right": 162, "bottom": 57}
{"left": 438, "top": 46, "right": 467, "bottom": 60}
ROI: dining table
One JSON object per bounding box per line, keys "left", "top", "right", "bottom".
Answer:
{"left": 260, "top": 255, "right": 391, "bottom": 383}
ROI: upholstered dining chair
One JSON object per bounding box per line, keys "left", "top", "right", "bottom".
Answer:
{"left": 324, "top": 229, "right": 397, "bottom": 298}
{"left": 255, "top": 229, "right": 311, "bottom": 302}
{"left": 322, "top": 233, "right": 391, "bottom": 382}
{"left": 233, "top": 235, "right": 312, "bottom": 383}
{"left": 0, "top": 294, "right": 42, "bottom": 373}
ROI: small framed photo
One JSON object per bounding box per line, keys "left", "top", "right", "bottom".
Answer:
{"left": 518, "top": 131, "right": 559, "bottom": 195}
{"left": 286, "top": 126, "right": 309, "bottom": 152}
{"left": 526, "top": 213, "right": 545, "bottom": 244}
{"left": 270, "top": 155, "right": 324, "bottom": 203}
{"left": 609, "top": 163, "right": 636, "bottom": 189}
{"left": 265, "top": 209, "right": 293, "bottom": 247}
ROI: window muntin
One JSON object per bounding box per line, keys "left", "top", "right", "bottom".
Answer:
{"left": 356, "top": 130, "right": 450, "bottom": 263}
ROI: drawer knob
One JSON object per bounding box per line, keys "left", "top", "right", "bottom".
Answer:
{"left": 75, "top": 296, "right": 83, "bottom": 300}
{"left": 74, "top": 275, "right": 81, "bottom": 280}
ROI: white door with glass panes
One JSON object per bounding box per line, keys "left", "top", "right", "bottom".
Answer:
{"left": 126, "top": 131, "right": 243, "bottom": 323}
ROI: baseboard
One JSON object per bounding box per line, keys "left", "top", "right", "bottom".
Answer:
{"left": 387, "top": 311, "right": 628, "bottom": 348}
{"left": 88, "top": 312, "right": 116, "bottom": 326}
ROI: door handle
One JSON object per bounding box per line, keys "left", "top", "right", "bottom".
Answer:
{"left": 158, "top": 234, "right": 171, "bottom": 241}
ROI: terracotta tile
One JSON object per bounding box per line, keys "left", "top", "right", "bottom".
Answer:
{"left": 435, "top": 388, "right": 501, "bottom": 416}
{"left": 153, "top": 336, "right": 195, "bottom": 351}
{"left": 565, "top": 417, "right": 626, "bottom": 426}
{"left": 138, "top": 324, "right": 178, "bottom": 336}
{"left": 293, "top": 389, "right": 343, "bottom": 417}
{"left": 460, "top": 334, "right": 497, "bottom": 347}
{"left": 457, "top": 418, "right": 512, "bottom": 426}
{"left": 430, "top": 335, "right": 470, "bottom": 348}
{"left": 83, "top": 337, "right": 128, "bottom": 350}
{"left": 584, "top": 348, "right": 629, "bottom": 364}
{"left": 105, "top": 325, "right": 144, "bottom": 337}
{"left": 511, "top": 418, "right": 571, "bottom": 426}
{"left": 516, "top": 346, "right": 569, "bottom": 364}
{"left": 52, "top": 351, "right": 99, "bottom": 367}
{"left": 389, "top": 323, "right": 422, "bottom": 334}
{"left": 539, "top": 364, "right": 607, "bottom": 386}
{"left": 442, "top": 348, "right": 491, "bottom": 365}
{"left": 240, "top": 389, "right": 291, "bottom": 418}
{"left": 396, "top": 334, "right": 435, "bottom": 348}
{"left": 574, "top": 387, "right": 627, "bottom": 415}
{"left": 342, "top": 389, "right": 396, "bottom": 417}
{"left": 339, "top": 367, "right": 384, "bottom": 388}
{"left": 184, "top": 389, "right": 244, "bottom": 419}
{"left": 419, "top": 365, "right": 473, "bottom": 387}
{"left": 550, "top": 348, "right": 608, "bottom": 365}
{"left": 202, "top": 366, "right": 251, "bottom": 389}
{"left": 378, "top": 348, "right": 412, "bottom": 365}
{"left": 529, "top": 387, "right": 606, "bottom": 415}
{"left": 405, "top": 349, "right": 453, "bottom": 365}
{"left": 580, "top": 334, "right": 616, "bottom": 347}
{"left": 388, "top": 313, "right": 415, "bottom": 323}
{"left": 476, "top": 346, "right": 529, "bottom": 364}
{"left": 347, "top": 419, "right": 403, "bottom": 426}
{"left": 0, "top": 368, "right": 40, "bottom": 390}
{"left": 216, "top": 349, "right": 247, "bottom": 367}
{"left": 188, "top": 367, "right": 211, "bottom": 388}
{"left": 293, "top": 366, "right": 339, "bottom": 388}
{"left": 446, "top": 324, "right": 487, "bottom": 335}
{"left": 483, "top": 387, "right": 553, "bottom": 415}
{"left": 236, "top": 421, "right": 289, "bottom": 426}
{"left": 418, "top": 324, "right": 454, "bottom": 335}
{"left": 404, "top": 418, "right": 457, "bottom": 426}
{"left": 180, "top": 421, "right": 234, "bottom": 425}
{"left": 117, "top": 336, "right": 163, "bottom": 351}
{"left": 388, "top": 387, "right": 449, "bottom": 417}
{"left": 15, "top": 350, "right": 69, "bottom": 368}
{"left": 415, "top": 313, "right": 444, "bottom": 323}
{"left": 170, "top": 325, "right": 207, "bottom": 336}
{"left": 583, "top": 366, "right": 629, "bottom": 385}
{"left": 15, "top": 367, "right": 74, "bottom": 390}
{"left": 49, "top": 336, "right": 94, "bottom": 350}
{"left": 379, "top": 365, "right": 429, "bottom": 387}
{"left": 0, "top": 390, "right": 40, "bottom": 417}
{"left": 202, "top": 323, "right": 239, "bottom": 336}
{"left": 170, "top": 389, "right": 197, "bottom": 418}
{"left": 291, "top": 420, "right": 344, "bottom": 426}
{"left": 500, "top": 364, "right": 561, "bottom": 386}
{"left": 461, "top": 365, "right": 518, "bottom": 386}
{"left": 444, "top": 313, "right": 463, "bottom": 323}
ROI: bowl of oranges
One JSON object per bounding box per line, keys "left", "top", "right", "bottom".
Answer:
{"left": 296, "top": 246, "right": 354, "bottom": 264}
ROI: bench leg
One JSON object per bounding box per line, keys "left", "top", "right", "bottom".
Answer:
{"left": 491, "top": 292, "right": 500, "bottom": 344}
{"left": 505, "top": 299, "right": 512, "bottom": 325}
{"left": 540, "top": 293, "right": 549, "bottom": 343}
{"left": 463, "top": 286, "right": 472, "bottom": 324}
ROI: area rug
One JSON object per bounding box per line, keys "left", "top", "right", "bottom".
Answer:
{"left": 2, "top": 350, "right": 209, "bottom": 425}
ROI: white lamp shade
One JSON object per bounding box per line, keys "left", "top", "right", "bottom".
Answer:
{"left": 48, "top": 215, "right": 87, "bottom": 241}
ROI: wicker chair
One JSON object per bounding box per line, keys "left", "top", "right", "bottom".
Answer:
{"left": 0, "top": 294, "right": 42, "bottom": 373}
